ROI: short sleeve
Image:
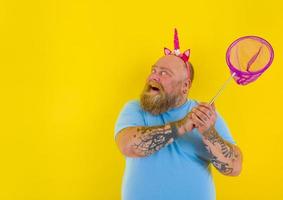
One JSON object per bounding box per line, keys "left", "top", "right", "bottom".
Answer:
{"left": 214, "top": 111, "right": 236, "bottom": 145}
{"left": 114, "top": 100, "right": 145, "bottom": 140}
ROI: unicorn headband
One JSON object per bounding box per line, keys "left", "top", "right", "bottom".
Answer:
{"left": 164, "top": 28, "right": 191, "bottom": 79}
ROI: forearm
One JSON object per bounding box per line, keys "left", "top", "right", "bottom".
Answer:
{"left": 202, "top": 127, "right": 242, "bottom": 176}
{"left": 124, "top": 122, "right": 181, "bottom": 157}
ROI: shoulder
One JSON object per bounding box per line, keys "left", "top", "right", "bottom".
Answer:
{"left": 121, "top": 99, "right": 142, "bottom": 112}
{"left": 124, "top": 99, "right": 140, "bottom": 107}
{"left": 117, "top": 99, "right": 145, "bottom": 119}
{"left": 114, "top": 99, "right": 145, "bottom": 138}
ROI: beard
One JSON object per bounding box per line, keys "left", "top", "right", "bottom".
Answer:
{"left": 140, "top": 81, "right": 182, "bottom": 115}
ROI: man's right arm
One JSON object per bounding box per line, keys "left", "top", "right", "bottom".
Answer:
{"left": 115, "top": 114, "right": 193, "bottom": 157}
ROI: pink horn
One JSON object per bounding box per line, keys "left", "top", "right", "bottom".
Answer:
{"left": 174, "top": 28, "right": 180, "bottom": 50}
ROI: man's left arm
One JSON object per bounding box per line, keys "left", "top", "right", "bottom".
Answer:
{"left": 190, "top": 103, "right": 243, "bottom": 176}
{"left": 202, "top": 127, "right": 243, "bottom": 176}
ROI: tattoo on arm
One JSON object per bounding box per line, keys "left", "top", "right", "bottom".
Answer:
{"left": 202, "top": 127, "right": 239, "bottom": 175}
{"left": 210, "top": 155, "right": 233, "bottom": 174}
{"left": 132, "top": 123, "right": 179, "bottom": 157}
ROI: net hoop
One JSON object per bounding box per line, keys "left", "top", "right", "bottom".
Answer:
{"left": 226, "top": 36, "right": 274, "bottom": 85}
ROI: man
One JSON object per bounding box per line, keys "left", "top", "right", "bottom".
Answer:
{"left": 114, "top": 29, "right": 243, "bottom": 200}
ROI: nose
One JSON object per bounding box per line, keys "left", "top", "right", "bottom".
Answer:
{"left": 148, "top": 73, "right": 160, "bottom": 83}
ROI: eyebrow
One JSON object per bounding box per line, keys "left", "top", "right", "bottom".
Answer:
{"left": 151, "top": 65, "right": 174, "bottom": 75}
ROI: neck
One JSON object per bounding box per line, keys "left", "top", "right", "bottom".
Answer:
{"left": 172, "top": 96, "right": 187, "bottom": 108}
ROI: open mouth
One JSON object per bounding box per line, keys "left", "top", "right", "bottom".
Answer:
{"left": 150, "top": 86, "right": 160, "bottom": 92}
{"left": 148, "top": 83, "right": 162, "bottom": 93}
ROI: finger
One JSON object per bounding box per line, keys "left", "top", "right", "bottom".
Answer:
{"left": 191, "top": 113, "right": 205, "bottom": 127}
{"left": 195, "top": 105, "right": 214, "bottom": 120}
{"left": 194, "top": 106, "right": 217, "bottom": 128}
{"left": 199, "top": 104, "right": 216, "bottom": 117}
{"left": 196, "top": 106, "right": 212, "bottom": 119}
{"left": 199, "top": 102, "right": 213, "bottom": 109}
{"left": 198, "top": 103, "right": 213, "bottom": 113}
{"left": 199, "top": 102, "right": 216, "bottom": 110}
{"left": 192, "top": 107, "right": 210, "bottom": 123}
{"left": 199, "top": 102, "right": 211, "bottom": 108}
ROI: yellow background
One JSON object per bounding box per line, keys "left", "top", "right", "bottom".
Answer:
{"left": 0, "top": 0, "right": 282, "bottom": 199}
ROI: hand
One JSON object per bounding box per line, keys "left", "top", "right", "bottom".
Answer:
{"left": 190, "top": 102, "right": 217, "bottom": 134}
{"left": 175, "top": 112, "right": 195, "bottom": 136}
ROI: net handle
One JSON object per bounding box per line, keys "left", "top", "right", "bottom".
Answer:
{"left": 209, "top": 72, "right": 236, "bottom": 105}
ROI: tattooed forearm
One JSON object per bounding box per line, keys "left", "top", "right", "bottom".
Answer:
{"left": 132, "top": 123, "right": 179, "bottom": 157}
{"left": 202, "top": 127, "right": 239, "bottom": 175}
{"left": 210, "top": 155, "right": 233, "bottom": 174}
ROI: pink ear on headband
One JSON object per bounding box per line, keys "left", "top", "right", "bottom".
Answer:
{"left": 164, "top": 28, "right": 191, "bottom": 78}
{"left": 164, "top": 48, "right": 171, "bottom": 55}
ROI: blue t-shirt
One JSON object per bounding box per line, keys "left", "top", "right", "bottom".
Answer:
{"left": 114, "top": 99, "right": 236, "bottom": 200}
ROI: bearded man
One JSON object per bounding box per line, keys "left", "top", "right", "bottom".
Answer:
{"left": 114, "top": 29, "right": 243, "bottom": 200}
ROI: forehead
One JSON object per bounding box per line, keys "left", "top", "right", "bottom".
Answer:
{"left": 153, "top": 55, "right": 186, "bottom": 76}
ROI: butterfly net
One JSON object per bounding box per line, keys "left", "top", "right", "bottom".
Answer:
{"left": 226, "top": 36, "right": 274, "bottom": 85}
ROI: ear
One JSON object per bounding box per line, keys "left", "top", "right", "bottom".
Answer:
{"left": 164, "top": 47, "right": 172, "bottom": 55}
{"left": 187, "top": 79, "right": 192, "bottom": 89}
{"left": 183, "top": 79, "right": 192, "bottom": 94}
{"left": 183, "top": 49, "right": 190, "bottom": 60}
